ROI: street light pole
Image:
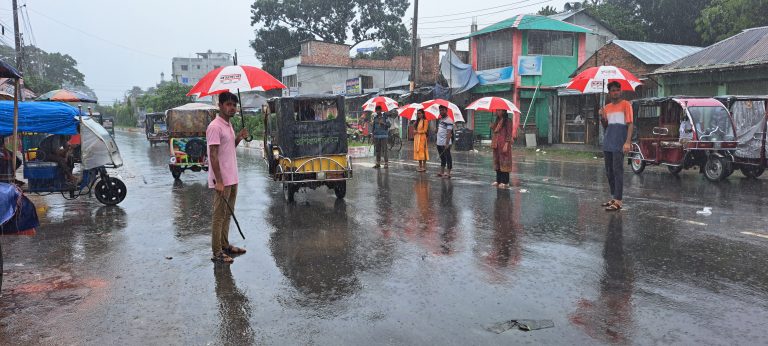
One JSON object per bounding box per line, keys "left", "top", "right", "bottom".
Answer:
{"left": 409, "top": 0, "right": 419, "bottom": 92}
{"left": 10, "top": 0, "right": 22, "bottom": 180}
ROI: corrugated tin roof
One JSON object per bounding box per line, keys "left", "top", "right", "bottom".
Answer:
{"left": 612, "top": 40, "right": 702, "bottom": 65}
{"left": 548, "top": 9, "right": 583, "bottom": 22}
{"left": 654, "top": 26, "right": 768, "bottom": 74}
{"left": 468, "top": 14, "right": 591, "bottom": 38}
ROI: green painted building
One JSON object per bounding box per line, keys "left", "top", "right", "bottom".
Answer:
{"left": 467, "top": 15, "right": 590, "bottom": 140}
{"left": 652, "top": 26, "right": 768, "bottom": 97}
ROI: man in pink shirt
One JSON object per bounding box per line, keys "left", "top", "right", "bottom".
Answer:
{"left": 208, "top": 91, "right": 249, "bottom": 263}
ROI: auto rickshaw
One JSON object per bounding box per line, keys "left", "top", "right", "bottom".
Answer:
{"left": 715, "top": 96, "right": 767, "bottom": 179}
{"left": 165, "top": 103, "right": 216, "bottom": 180}
{"left": 145, "top": 112, "right": 169, "bottom": 146}
{"left": 263, "top": 95, "right": 352, "bottom": 202}
{"left": 100, "top": 116, "right": 115, "bottom": 137}
{"left": 0, "top": 101, "right": 127, "bottom": 205}
{"left": 628, "top": 97, "right": 738, "bottom": 182}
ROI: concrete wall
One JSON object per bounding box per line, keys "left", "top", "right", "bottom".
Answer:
{"left": 293, "top": 65, "right": 410, "bottom": 95}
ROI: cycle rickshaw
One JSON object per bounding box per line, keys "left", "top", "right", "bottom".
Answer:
{"left": 1, "top": 101, "right": 127, "bottom": 205}
{"left": 715, "top": 96, "right": 767, "bottom": 178}
{"left": 263, "top": 95, "right": 353, "bottom": 202}
{"left": 145, "top": 112, "right": 168, "bottom": 146}
{"left": 628, "top": 97, "right": 738, "bottom": 182}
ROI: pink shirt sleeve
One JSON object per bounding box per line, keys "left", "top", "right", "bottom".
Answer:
{"left": 206, "top": 125, "right": 221, "bottom": 146}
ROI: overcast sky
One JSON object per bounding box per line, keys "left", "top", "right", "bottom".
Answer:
{"left": 0, "top": 0, "right": 570, "bottom": 103}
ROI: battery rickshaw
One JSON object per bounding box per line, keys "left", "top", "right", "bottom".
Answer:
{"left": 715, "top": 96, "right": 767, "bottom": 178}
{"left": 165, "top": 103, "right": 216, "bottom": 180}
{"left": 628, "top": 97, "right": 738, "bottom": 182}
{"left": 1, "top": 101, "right": 127, "bottom": 205}
{"left": 145, "top": 112, "right": 169, "bottom": 146}
{"left": 263, "top": 95, "right": 352, "bottom": 202}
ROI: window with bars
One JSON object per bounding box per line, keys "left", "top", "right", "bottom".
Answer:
{"left": 476, "top": 30, "right": 513, "bottom": 70}
{"left": 282, "top": 74, "right": 298, "bottom": 88}
{"left": 527, "top": 30, "right": 574, "bottom": 56}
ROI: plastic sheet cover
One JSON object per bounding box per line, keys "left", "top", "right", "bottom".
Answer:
{"left": 81, "top": 117, "right": 123, "bottom": 169}
{"left": 731, "top": 100, "right": 767, "bottom": 159}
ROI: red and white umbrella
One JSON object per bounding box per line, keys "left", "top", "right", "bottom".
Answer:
{"left": 422, "top": 99, "right": 465, "bottom": 123}
{"left": 566, "top": 66, "right": 642, "bottom": 93}
{"left": 362, "top": 96, "right": 399, "bottom": 112}
{"left": 397, "top": 103, "right": 427, "bottom": 120}
{"left": 187, "top": 65, "right": 286, "bottom": 98}
{"left": 466, "top": 96, "right": 521, "bottom": 113}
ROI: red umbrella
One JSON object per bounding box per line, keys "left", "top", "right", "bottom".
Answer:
{"left": 187, "top": 65, "right": 285, "bottom": 97}
{"left": 397, "top": 103, "right": 428, "bottom": 120}
{"left": 362, "top": 96, "right": 398, "bottom": 112}
{"left": 466, "top": 96, "right": 520, "bottom": 113}
{"left": 566, "top": 66, "right": 641, "bottom": 93}
{"left": 422, "top": 99, "right": 464, "bottom": 123}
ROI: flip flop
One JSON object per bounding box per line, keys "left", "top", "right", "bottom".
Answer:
{"left": 605, "top": 203, "right": 622, "bottom": 211}
{"left": 601, "top": 200, "right": 616, "bottom": 207}
{"left": 224, "top": 245, "right": 247, "bottom": 254}
{"left": 211, "top": 251, "right": 234, "bottom": 263}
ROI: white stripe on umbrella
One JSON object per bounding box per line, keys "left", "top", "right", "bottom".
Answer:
{"left": 187, "top": 65, "right": 285, "bottom": 97}
{"left": 362, "top": 96, "right": 399, "bottom": 112}
{"left": 397, "top": 103, "right": 427, "bottom": 120}
{"left": 565, "top": 66, "right": 642, "bottom": 93}
{"left": 466, "top": 96, "right": 521, "bottom": 113}
{"left": 422, "top": 99, "right": 465, "bottom": 123}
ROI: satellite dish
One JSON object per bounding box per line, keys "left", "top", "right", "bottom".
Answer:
{"left": 564, "top": 3, "right": 572, "bottom": 11}
{"left": 573, "top": 2, "right": 582, "bottom": 10}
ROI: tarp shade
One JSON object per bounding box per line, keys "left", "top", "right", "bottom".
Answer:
{"left": 0, "top": 101, "right": 80, "bottom": 135}
{"left": 81, "top": 117, "right": 123, "bottom": 169}
{"left": 166, "top": 103, "right": 217, "bottom": 137}
{"left": 731, "top": 100, "right": 767, "bottom": 159}
{"left": 440, "top": 49, "right": 478, "bottom": 94}
{"left": 277, "top": 96, "right": 348, "bottom": 158}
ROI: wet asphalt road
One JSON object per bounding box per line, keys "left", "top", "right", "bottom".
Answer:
{"left": 2, "top": 129, "right": 768, "bottom": 345}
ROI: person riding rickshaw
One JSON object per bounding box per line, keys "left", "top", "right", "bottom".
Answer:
{"left": 263, "top": 95, "right": 352, "bottom": 202}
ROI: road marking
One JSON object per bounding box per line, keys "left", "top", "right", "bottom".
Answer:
{"left": 741, "top": 231, "right": 768, "bottom": 239}
{"left": 656, "top": 215, "right": 707, "bottom": 226}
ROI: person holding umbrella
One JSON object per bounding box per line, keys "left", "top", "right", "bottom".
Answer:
{"left": 413, "top": 109, "right": 429, "bottom": 172}
{"left": 208, "top": 92, "right": 249, "bottom": 263}
{"left": 600, "top": 81, "right": 633, "bottom": 211}
{"left": 371, "top": 105, "right": 391, "bottom": 169}
{"left": 491, "top": 110, "right": 516, "bottom": 188}
{"left": 435, "top": 106, "right": 454, "bottom": 178}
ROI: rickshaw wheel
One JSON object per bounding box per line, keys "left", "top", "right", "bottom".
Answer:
{"left": 95, "top": 177, "right": 128, "bottom": 205}
{"left": 741, "top": 166, "right": 765, "bottom": 179}
{"left": 667, "top": 165, "right": 683, "bottom": 175}
{"left": 704, "top": 156, "right": 731, "bottom": 182}
{"left": 333, "top": 181, "right": 347, "bottom": 199}
{"left": 283, "top": 183, "right": 297, "bottom": 202}
{"left": 170, "top": 166, "right": 182, "bottom": 180}
{"left": 630, "top": 154, "right": 646, "bottom": 174}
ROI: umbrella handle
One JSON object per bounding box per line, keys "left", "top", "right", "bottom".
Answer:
{"left": 237, "top": 89, "right": 253, "bottom": 142}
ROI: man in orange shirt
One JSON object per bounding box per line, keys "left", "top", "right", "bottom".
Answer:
{"left": 600, "top": 81, "right": 633, "bottom": 211}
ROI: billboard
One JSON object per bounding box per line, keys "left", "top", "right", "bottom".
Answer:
{"left": 346, "top": 77, "right": 362, "bottom": 95}
{"left": 476, "top": 66, "right": 514, "bottom": 85}
{"left": 518, "top": 56, "right": 543, "bottom": 76}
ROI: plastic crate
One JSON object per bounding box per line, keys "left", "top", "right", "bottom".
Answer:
{"left": 24, "top": 161, "right": 58, "bottom": 179}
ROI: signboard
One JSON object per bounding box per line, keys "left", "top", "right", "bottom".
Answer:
{"left": 346, "top": 77, "right": 362, "bottom": 95}
{"left": 476, "top": 66, "right": 514, "bottom": 85}
{"left": 518, "top": 56, "right": 543, "bottom": 76}
{"left": 282, "top": 87, "right": 299, "bottom": 97}
{"left": 332, "top": 83, "right": 346, "bottom": 95}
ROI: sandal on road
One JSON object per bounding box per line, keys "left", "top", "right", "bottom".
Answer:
{"left": 605, "top": 203, "right": 622, "bottom": 211}
{"left": 211, "top": 251, "right": 234, "bottom": 263}
{"left": 224, "top": 245, "right": 247, "bottom": 255}
{"left": 601, "top": 200, "right": 616, "bottom": 207}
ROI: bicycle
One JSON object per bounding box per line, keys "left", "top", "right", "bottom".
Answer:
{"left": 388, "top": 129, "right": 402, "bottom": 152}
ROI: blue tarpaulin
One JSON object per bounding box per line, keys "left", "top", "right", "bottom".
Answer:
{"left": 440, "top": 49, "right": 479, "bottom": 94}
{"left": 0, "top": 101, "right": 81, "bottom": 135}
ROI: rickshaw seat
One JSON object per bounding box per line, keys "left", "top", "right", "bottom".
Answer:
{"left": 660, "top": 141, "right": 683, "bottom": 148}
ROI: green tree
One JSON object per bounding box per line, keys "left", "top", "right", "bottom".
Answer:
{"left": 0, "top": 45, "right": 88, "bottom": 94}
{"left": 136, "top": 82, "right": 193, "bottom": 113}
{"left": 537, "top": 5, "right": 559, "bottom": 15}
{"left": 584, "top": 1, "right": 647, "bottom": 41}
{"left": 250, "top": 0, "right": 411, "bottom": 77}
{"left": 696, "top": 0, "right": 768, "bottom": 45}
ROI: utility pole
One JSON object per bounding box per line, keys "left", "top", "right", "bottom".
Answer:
{"left": 409, "top": 0, "right": 419, "bottom": 92}
{"left": 12, "top": 0, "right": 22, "bottom": 72}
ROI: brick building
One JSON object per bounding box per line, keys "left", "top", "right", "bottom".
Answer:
{"left": 553, "top": 40, "right": 701, "bottom": 146}
{"left": 282, "top": 40, "right": 435, "bottom": 97}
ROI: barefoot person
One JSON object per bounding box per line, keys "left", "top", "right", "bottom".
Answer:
{"left": 413, "top": 109, "right": 429, "bottom": 172}
{"left": 491, "top": 110, "right": 515, "bottom": 188}
{"left": 208, "top": 91, "right": 249, "bottom": 263}
{"left": 600, "top": 81, "right": 633, "bottom": 211}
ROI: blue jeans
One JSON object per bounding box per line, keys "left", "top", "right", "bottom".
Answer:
{"left": 604, "top": 151, "right": 624, "bottom": 200}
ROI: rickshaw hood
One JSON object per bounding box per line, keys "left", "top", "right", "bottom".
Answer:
{"left": 0, "top": 101, "right": 81, "bottom": 135}
{"left": 674, "top": 98, "right": 724, "bottom": 108}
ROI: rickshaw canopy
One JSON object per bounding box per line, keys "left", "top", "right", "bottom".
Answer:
{"left": 80, "top": 116, "right": 123, "bottom": 169}
{"left": 0, "top": 101, "right": 80, "bottom": 135}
